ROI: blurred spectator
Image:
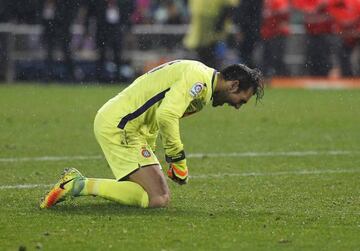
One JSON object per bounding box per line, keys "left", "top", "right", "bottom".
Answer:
{"left": 40, "top": 0, "right": 80, "bottom": 81}
{"left": 234, "top": 0, "right": 264, "bottom": 68}
{"left": 153, "top": 0, "right": 187, "bottom": 24}
{"left": 131, "top": 0, "right": 187, "bottom": 24}
{"left": 131, "top": 0, "right": 152, "bottom": 24}
{"left": 328, "top": 0, "right": 360, "bottom": 76}
{"left": 0, "top": 0, "right": 11, "bottom": 22}
{"left": 4, "top": 0, "right": 42, "bottom": 24}
{"left": 84, "top": 0, "right": 134, "bottom": 82}
{"left": 293, "top": 0, "right": 334, "bottom": 76}
{"left": 184, "top": 0, "right": 239, "bottom": 68}
{"left": 41, "top": 0, "right": 56, "bottom": 80}
{"left": 260, "top": 0, "right": 290, "bottom": 76}
{"left": 167, "top": 0, "right": 188, "bottom": 24}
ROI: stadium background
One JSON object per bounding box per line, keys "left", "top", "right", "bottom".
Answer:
{"left": 0, "top": 0, "right": 359, "bottom": 85}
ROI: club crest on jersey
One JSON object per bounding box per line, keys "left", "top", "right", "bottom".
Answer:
{"left": 141, "top": 148, "right": 151, "bottom": 158}
{"left": 190, "top": 83, "right": 204, "bottom": 98}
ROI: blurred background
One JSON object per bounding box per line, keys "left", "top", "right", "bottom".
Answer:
{"left": 0, "top": 0, "right": 359, "bottom": 84}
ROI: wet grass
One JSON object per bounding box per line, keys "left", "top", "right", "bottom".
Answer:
{"left": 0, "top": 83, "right": 359, "bottom": 251}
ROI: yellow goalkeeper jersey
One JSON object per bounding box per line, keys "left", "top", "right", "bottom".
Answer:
{"left": 97, "top": 60, "right": 217, "bottom": 156}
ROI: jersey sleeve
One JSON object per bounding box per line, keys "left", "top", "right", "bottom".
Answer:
{"left": 156, "top": 70, "right": 206, "bottom": 157}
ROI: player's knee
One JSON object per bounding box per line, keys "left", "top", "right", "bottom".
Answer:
{"left": 149, "top": 192, "right": 170, "bottom": 208}
{"left": 161, "top": 192, "right": 170, "bottom": 206}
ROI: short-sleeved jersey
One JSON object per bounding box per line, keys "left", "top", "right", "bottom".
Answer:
{"left": 97, "top": 60, "right": 217, "bottom": 156}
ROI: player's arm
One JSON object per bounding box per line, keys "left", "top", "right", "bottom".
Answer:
{"left": 156, "top": 79, "right": 195, "bottom": 184}
{"left": 156, "top": 83, "right": 189, "bottom": 157}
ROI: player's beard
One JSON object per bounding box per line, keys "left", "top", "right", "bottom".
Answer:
{"left": 212, "top": 91, "right": 227, "bottom": 107}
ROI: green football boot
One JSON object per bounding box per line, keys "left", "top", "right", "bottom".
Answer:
{"left": 40, "top": 168, "right": 85, "bottom": 209}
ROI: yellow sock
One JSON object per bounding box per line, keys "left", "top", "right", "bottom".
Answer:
{"left": 78, "top": 178, "right": 149, "bottom": 208}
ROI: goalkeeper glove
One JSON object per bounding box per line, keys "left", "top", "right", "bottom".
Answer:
{"left": 165, "top": 151, "right": 188, "bottom": 185}
{"left": 167, "top": 159, "right": 188, "bottom": 185}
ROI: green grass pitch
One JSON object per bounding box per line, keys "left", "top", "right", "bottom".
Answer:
{"left": 0, "top": 83, "right": 359, "bottom": 251}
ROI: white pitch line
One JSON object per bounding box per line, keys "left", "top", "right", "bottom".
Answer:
{"left": 0, "top": 150, "right": 358, "bottom": 163}
{"left": 1, "top": 168, "right": 359, "bottom": 190}
{"left": 0, "top": 184, "right": 52, "bottom": 190}
{"left": 192, "top": 168, "right": 360, "bottom": 179}
{"left": 0, "top": 155, "right": 103, "bottom": 163}
{"left": 188, "top": 150, "right": 358, "bottom": 158}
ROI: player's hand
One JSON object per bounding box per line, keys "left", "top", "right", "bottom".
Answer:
{"left": 167, "top": 159, "right": 188, "bottom": 185}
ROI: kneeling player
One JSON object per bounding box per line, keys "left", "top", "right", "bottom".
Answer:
{"left": 40, "top": 60, "right": 264, "bottom": 209}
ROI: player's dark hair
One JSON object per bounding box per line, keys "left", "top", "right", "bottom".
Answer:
{"left": 220, "top": 64, "right": 264, "bottom": 102}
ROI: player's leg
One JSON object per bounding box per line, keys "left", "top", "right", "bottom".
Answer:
{"left": 77, "top": 164, "right": 170, "bottom": 208}
{"left": 77, "top": 175, "right": 150, "bottom": 208}
{"left": 40, "top": 114, "right": 165, "bottom": 209}
{"left": 128, "top": 164, "right": 170, "bottom": 208}
{"left": 40, "top": 167, "right": 151, "bottom": 209}
{"left": 76, "top": 113, "right": 167, "bottom": 208}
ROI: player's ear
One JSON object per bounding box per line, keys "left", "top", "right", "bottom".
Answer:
{"left": 229, "top": 80, "right": 239, "bottom": 93}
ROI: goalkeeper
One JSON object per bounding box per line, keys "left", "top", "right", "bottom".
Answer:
{"left": 40, "top": 60, "right": 264, "bottom": 209}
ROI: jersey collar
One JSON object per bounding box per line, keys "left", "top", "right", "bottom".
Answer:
{"left": 210, "top": 70, "right": 217, "bottom": 100}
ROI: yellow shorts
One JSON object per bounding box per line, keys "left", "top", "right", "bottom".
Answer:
{"left": 94, "top": 113, "right": 160, "bottom": 180}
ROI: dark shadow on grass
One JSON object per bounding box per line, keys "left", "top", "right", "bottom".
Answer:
{"left": 45, "top": 202, "right": 274, "bottom": 220}
{"left": 38, "top": 197, "right": 283, "bottom": 219}
{"left": 47, "top": 200, "right": 208, "bottom": 218}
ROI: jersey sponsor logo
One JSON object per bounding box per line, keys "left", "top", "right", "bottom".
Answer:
{"left": 190, "top": 83, "right": 204, "bottom": 98}
{"left": 141, "top": 148, "right": 151, "bottom": 158}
